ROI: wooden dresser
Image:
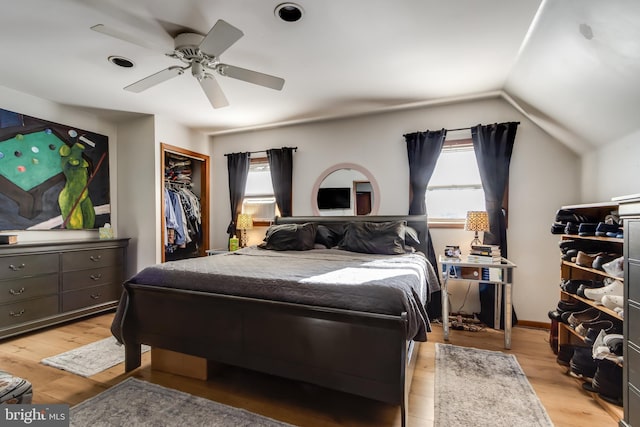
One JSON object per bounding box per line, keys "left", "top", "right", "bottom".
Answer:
{"left": 0, "top": 238, "right": 128, "bottom": 339}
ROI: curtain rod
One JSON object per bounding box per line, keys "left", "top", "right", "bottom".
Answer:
{"left": 224, "top": 147, "right": 297, "bottom": 157}
{"left": 403, "top": 122, "right": 520, "bottom": 137}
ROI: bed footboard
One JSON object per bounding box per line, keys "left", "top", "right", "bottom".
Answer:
{"left": 119, "top": 283, "right": 415, "bottom": 425}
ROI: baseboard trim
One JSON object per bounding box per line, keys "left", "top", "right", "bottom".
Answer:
{"left": 517, "top": 320, "right": 550, "bottom": 330}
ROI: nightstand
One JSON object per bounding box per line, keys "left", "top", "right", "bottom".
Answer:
{"left": 439, "top": 255, "right": 517, "bottom": 349}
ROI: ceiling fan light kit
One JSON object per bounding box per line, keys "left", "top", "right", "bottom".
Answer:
{"left": 92, "top": 19, "right": 285, "bottom": 109}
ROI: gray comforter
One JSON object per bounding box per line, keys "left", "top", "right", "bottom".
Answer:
{"left": 114, "top": 247, "right": 439, "bottom": 341}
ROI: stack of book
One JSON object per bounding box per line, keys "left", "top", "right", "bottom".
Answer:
{"left": 467, "top": 244, "right": 501, "bottom": 263}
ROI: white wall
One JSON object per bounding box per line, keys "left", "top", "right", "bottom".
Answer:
{"left": 116, "top": 116, "right": 155, "bottom": 278}
{"left": 210, "top": 96, "right": 581, "bottom": 323}
{"left": 0, "top": 85, "right": 118, "bottom": 242}
{"left": 581, "top": 128, "right": 640, "bottom": 202}
{"left": 117, "top": 115, "right": 211, "bottom": 277}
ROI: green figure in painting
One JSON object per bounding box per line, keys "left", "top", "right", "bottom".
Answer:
{"left": 59, "top": 143, "right": 95, "bottom": 229}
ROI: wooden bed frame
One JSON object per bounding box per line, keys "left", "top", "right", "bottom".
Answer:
{"left": 117, "top": 215, "right": 430, "bottom": 426}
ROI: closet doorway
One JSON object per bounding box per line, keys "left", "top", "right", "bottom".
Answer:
{"left": 161, "top": 143, "right": 210, "bottom": 263}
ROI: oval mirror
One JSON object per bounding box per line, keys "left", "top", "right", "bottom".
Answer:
{"left": 311, "top": 163, "right": 380, "bottom": 216}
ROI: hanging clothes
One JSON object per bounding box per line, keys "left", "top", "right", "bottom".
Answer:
{"left": 164, "top": 183, "right": 201, "bottom": 255}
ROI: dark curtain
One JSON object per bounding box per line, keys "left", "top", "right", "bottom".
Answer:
{"left": 471, "top": 122, "right": 519, "bottom": 329}
{"left": 405, "top": 129, "right": 447, "bottom": 320}
{"left": 226, "top": 152, "right": 251, "bottom": 247}
{"left": 267, "top": 147, "right": 294, "bottom": 217}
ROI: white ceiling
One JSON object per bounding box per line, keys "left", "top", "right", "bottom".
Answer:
{"left": 1, "top": 0, "right": 639, "bottom": 151}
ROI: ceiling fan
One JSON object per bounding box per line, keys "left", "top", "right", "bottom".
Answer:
{"left": 91, "top": 19, "right": 285, "bottom": 109}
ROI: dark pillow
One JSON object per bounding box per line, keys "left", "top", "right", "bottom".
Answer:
{"left": 338, "top": 221, "right": 406, "bottom": 255}
{"left": 315, "top": 224, "right": 344, "bottom": 248}
{"left": 405, "top": 226, "right": 420, "bottom": 247}
{"left": 259, "top": 222, "right": 318, "bottom": 251}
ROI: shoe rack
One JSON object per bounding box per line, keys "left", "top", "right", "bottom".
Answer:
{"left": 556, "top": 201, "right": 623, "bottom": 423}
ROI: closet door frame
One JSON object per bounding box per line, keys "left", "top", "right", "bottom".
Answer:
{"left": 161, "top": 143, "right": 210, "bottom": 263}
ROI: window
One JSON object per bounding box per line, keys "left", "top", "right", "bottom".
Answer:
{"left": 242, "top": 158, "right": 279, "bottom": 224}
{"left": 427, "top": 139, "right": 485, "bottom": 225}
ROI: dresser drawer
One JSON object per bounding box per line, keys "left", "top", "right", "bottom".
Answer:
{"left": 61, "top": 248, "right": 123, "bottom": 272}
{"left": 62, "top": 284, "right": 120, "bottom": 312}
{"left": 62, "top": 266, "right": 121, "bottom": 292}
{"left": 629, "top": 302, "right": 640, "bottom": 344}
{"left": 630, "top": 384, "right": 640, "bottom": 426}
{"left": 0, "top": 274, "right": 58, "bottom": 304}
{"left": 0, "top": 254, "right": 58, "bottom": 280}
{"left": 0, "top": 295, "right": 59, "bottom": 328}
{"left": 628, "top": 219, "right": 640, "bottom": 260}
{"left": 629, "top": 343, "right": 640, "bottom": 388}
{"left": 629, "top": 260, "right": 640, "bottom": 303}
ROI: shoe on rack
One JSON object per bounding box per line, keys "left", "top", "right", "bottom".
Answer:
{"left": 549, "top": 299, "right": 585, "bottom": 321}
{"left": 577, "top": 281, "right": 606, "bottom": 299}
{"left": 582, "top": 359, "right": 623, "bottom": 406}
{"left": 602, "top": 256, "right": 624, "bottom": 278}
{"left": 595, "top": 222, "right": 621, "bottom": 237}
{"left": 567, "top": 307, "right": 602, "bottom": 328}
{"left": 559, "top": 239, "right": 606, "bottom": 253}
{"left": 603, "top": 334, "right": 624, "bottom": 356}
{"left": 570, "top": 346, "right": 598, "bottom": 380}
{"left": 557, "top": 299, "right": 584, "bottom": 312}
{"left": 561, "top": 279, "right": 602, "bottom": 295}
{"left": 592, "top": 253, "right": 621, "bottom": 270}
{"left": 576, "top": 319, "right": 615, "bottom": 342}
{"left": 557, "top": 344, "right": 587, "bottom": 367}
{"left": 555, "top": 209, "right": 591, "bottom": 224}
{"left": 564, "top": 222, "right": 580, "bottom": 235}
{"left": 575, "top": 251, "right": 603, "bottom": 267}
{"left": 578, "top": 223, "right": 598, "bottom": 236}
{"left": 602, "top": 294, "right": 624, "bottom": 311}
{"left": 562, "top": 249, "right": 579, "bottom": 261}
{"left": 583, "top": 280, "right": 623, "bottom": 300}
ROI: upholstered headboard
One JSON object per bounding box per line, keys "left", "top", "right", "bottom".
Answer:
{"left": 274, "top": 215, "right": 429, "bottom": 255}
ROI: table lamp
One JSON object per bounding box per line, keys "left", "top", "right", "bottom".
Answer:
{"left": 465, "top": 211, "right": 489, "bottom": 247}
{"left": 237, "top": 213, "right": 253, "bottom": 248}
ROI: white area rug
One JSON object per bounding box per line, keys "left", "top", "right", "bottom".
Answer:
{"left": 70, "top": 377, "right": 294, "bottom": 426}
{"left": 41, "top": 336, "right": 150, "bottom": 377}
{"left": 435, "top": 343, "right": 554, "bottom": 427}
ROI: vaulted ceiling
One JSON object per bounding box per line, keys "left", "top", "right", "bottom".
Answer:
{"left": 1, "top": 0, "right": 638, "bottom": 153}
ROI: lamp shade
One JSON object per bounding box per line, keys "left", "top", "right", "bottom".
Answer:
{"left": 465, "top": 211, "right": 489, "bottom": 232}
{"left": 237, "top": 213, "right": 253, "bottom": 230}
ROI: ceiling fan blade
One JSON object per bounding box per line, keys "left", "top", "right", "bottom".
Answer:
{"left": 199, "top": 19, "right": 244, "bottom": 58}
{"left": 91, "top": 24, "right": 167, "bottom": 51}
{"left": 199, "top": 75, "right": 229, "bottom": 109}
{"left": 218, "top": 64, "right": 285, "bottom": 90}
{"left": 124, "top": 66, "right": 184, "bottom": 93}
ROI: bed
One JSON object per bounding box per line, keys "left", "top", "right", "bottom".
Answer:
{"left": 111, "top": 215, "right": 438, "bottom": 426}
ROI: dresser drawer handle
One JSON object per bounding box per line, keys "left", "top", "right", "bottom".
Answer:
{"left": 89, "top": 255, "right": 102, "bottom": 262}
{"left": 9, "top": 287, "right": 25, "bottom": 296}
{"left": 9, "top": 310, "right": 25, "bottom": 317}
{"left": 9, "top": 264, "right": 26, "bottom": 271}
{"left": 90, "top": 273, "right": 103, "bottom": 281}
{"left": 90, "top": 293, "right": 102, "bottom": 300}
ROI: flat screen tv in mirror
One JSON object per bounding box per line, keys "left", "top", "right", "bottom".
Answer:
{"left": 317, "top": 187, "right": 350, "bottom": 209}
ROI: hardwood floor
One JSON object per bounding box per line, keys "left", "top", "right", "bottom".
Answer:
{"left": 0, "top": 313, "right": 620, "bottom": 426}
